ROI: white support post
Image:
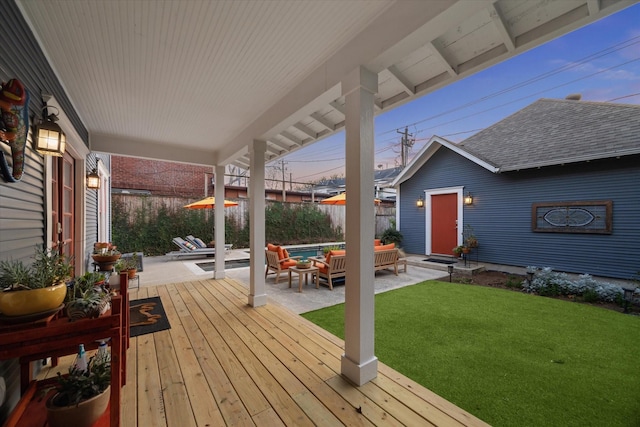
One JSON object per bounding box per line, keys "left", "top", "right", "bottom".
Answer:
{"left": 249, "top": 140, "right": 267, "bottom": 307}
{"left": 213, "top": 165, "right": 226, "bottom": 279}
{"left": 341, "top": 66, "right": 378, "bottom": 385}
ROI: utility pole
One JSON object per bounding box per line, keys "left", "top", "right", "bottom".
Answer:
{"left": 274, "top": 159, "right": 288, "bottom": 201}
{"left": 396, "top": 126, "right": 414, "bottom": 167}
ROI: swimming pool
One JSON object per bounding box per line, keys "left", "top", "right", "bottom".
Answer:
{"left": 286, "top": 243, "right": 345, "bottom": 259}
{"left": 195, "top": 243, "right": 345, "bottom": 272}
{"left": 196, "top": 259, "right": 250, "bottom": 272}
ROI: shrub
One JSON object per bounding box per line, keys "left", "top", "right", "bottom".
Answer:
{"left": 523, "top": 267, "right": 628, "bottom": 303}
{"left": 505, "top": 275, "right": 523, "bottom": 289}
{"left": 380, "top": 227, "right": 403, "bottom": 246}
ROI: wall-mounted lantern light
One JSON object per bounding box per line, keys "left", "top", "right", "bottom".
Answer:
{"left": 35, "top": 101, "right": 66, "bottom": 157}
{"left": 86, "top": 158, "right": 101, "bottom": 190}
{"left": 416, "top": 196, "right": 424, "bottom": 208}
{"left": 464, "top": 192, "right": 473, "bottom": 205}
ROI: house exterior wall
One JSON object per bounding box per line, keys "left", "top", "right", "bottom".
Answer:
{"left": 399, "top": 148, "right": 640, "bottom": 280}
{"left": 0, "top": 2, "right": 91, "bottom": 422}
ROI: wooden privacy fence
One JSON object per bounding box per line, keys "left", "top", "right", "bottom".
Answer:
{"left": 112, "top": 194, "right": 396, "bottom": 237}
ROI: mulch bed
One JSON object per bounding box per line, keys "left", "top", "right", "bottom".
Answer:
{"left": 450, "top": 270, "right": 633, "bottom": 314}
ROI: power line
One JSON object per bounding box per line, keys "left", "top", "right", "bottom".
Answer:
{"left": 373, "top": 36, "right": 640, "bottom": 138}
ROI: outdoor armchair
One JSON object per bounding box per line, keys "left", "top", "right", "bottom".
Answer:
{"left": 312, "top": 250, "right": 346, "bottom": 290}
{"left": 265, "top": 244, "right": 301, "bottom": 284}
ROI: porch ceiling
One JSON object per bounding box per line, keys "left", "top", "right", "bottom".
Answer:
{"left": 17, "top": 0, "right": 635, "bottom": 168}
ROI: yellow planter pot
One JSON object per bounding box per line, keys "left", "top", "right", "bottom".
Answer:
{"left": 0, "top": 282, "right": 67, "bottom": 316}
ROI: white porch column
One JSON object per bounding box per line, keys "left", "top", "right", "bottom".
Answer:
{"left": 248, "top": 140, "right": 267, "bottom": 307}
{"left": 341, "top": 66, "right": 378, "bottom": 385}
{"left": 213, "top": 164, "right": 226, "bottom": 279}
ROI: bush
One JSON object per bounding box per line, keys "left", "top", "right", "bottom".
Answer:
{"left": 380, "top": 227, "right": 403, "bottom": 246}
{"left": 112, "top": 198, "right": 342, "bottom": 255}
{"left": 523, "top": 267, "right": 629, "bottom": 303}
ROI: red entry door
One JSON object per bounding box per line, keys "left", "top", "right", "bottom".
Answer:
{"left": 431, "top": 193, "right": 458, "bottom": 256}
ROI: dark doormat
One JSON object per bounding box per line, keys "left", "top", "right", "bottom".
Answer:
{"left": 423, "top": 258, "right": 457, "bottom": 265}
{"left": 130, "top": 296, "right": 171, "bottom": 338}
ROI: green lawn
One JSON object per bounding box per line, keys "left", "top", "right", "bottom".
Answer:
{"left": 301, "top": 281, "right": 640, "bottom": 427}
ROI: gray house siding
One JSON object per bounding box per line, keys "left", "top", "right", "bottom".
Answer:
{"left": 400, "top": 147, "right": 639, "bottom": 280}
{"left": 0, "top": 2, "right": 89, "bottom": 422}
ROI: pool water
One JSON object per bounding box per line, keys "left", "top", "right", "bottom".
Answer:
{"left": 196, "top": 259, "right": 250, "bottom": 272}
{"left": 288, "top": 249, "right": 323, "bottom": 259}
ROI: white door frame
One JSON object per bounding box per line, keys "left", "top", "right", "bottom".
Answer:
{"left": 423, "top": 186, "right": 465, "bottom": 255}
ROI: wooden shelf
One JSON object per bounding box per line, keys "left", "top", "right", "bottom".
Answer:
{"left": 0, "top": 273, "right": 130, "bottom": 427}
{"left": 3, "top": 379, "right": 110, "bottom": 427}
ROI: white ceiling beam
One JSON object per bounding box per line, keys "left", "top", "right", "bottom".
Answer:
{"left": 387, "top": 65, "right": 415, "bottom": 95}
{"left": 310, "top": 112, "right": 336, "bottom": 131}
{"left": 234, "top": 158, "right": 250, "bottom": 169}
{"left": 587, "top": 0, "right": 601, "bottom": 15}
{"left": 489, "top": 4, "right": 515, "bottom": 51}
{"left": 329, "top": 101, "right": 346, "bottom": 116}
{"left": 280, "top": 131, "right": 303, "bottom": 146}
{"left": 267, "top": 138, "right": 292, "bottom": 151}
{"left": 428, "top": 42, "right": 457, "bottom": 76}
{"left": 91, "top": 133, "right": 216, "bottom": 166}
{"left": 293, "top": 123, "right": 318, "bottom": 139}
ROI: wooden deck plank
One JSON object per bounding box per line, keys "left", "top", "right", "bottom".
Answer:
{"left": 183, "top": 281, "right": 315, "bottom": 427}
{"left": 207, "top": 279, "right": 378, "bottom": 426}
{"left": 36, "top": 278, "right": 489, "bottom": 426}
{"left": 251, "top": 407, "right": 286, "bottom": 427}
{"left": 121, "top": 334, "right": 138, "bottom": 426}
{"left": 217, "top": 279, "right": 336, "bottom": 381}
{"left": 157, "top": 285, "right": 226, "bottom": 426}
{"left": 174, "top": 283, "right": 270, "bottom": 421}
{"left": 135, "top": 320, "right": 167, "bottom": 426}
{"left": 153, "top": 328, "right": 197, "bottom": 427}
{"left": 166, "top": 284, "right": 256, "bottom": 427}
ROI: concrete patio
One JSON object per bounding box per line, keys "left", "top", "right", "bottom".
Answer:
{"left": 136, "top": 249, "right": 456, "bottom": 314}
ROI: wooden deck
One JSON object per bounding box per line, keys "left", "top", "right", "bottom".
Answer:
{"left": 42, "top": 278, "right": 490, "bottom": 426}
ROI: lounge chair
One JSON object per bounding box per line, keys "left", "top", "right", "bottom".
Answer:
{"left": 185, "top": 235, "right": 233, "bottom": 251}
{"left": 166, "top": 237, "right": 218, "bottom": 259}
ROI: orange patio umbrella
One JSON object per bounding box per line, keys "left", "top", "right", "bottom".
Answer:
{"left": 320, "top": 193, "right": 380, "bottom": 205}
{"left": 183, "top": 197, "right": 238, "bottom": 209}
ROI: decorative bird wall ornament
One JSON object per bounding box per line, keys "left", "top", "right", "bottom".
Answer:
{"left": 0, "top": 78, "right": 30, "bottom": 182}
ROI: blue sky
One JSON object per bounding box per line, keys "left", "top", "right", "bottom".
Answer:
{"left": 275, "top": 3, "right": 640, "bottom": 184}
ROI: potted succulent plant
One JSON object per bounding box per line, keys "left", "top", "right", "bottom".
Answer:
{"left": 65, "top": 272, "right": 111, "bottom": 321}
{"left": 115, "top": 253, "right": 138, "bottom": 279}
{"left": 46, "top": 350, "right": 111, "bottom": 427}
{"left": 0, "top": 246, "right": 73, "bottom": 317}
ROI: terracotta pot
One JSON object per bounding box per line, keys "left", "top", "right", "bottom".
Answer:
{"left": 46, "top": 385, "right": 110, "bottom": 427}
{"left": 127, "top": 268, "right": 137, "bottom": 279}
{"left": 91, "top": 254, "right": 121, "bottom": 263}
{"left": 0, "top": 283, "right": 67, "bottom": 316}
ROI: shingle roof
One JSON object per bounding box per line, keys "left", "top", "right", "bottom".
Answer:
{"left": 458, "top": 99, "right": 640, "bottom": 172}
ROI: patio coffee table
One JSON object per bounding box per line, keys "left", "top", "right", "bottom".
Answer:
{"left": 288, "top": 265, "right": 319, "bottom": 292}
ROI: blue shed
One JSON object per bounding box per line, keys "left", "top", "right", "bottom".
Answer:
{"left": 392, "top": 98, "right": 640, "bottom": 280}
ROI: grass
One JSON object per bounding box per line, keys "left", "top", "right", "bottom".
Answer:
{"left": 301, "top": 281, "right": 640, "bottom": 426}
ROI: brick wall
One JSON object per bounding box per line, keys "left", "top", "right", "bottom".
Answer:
{"left": 111, "top": 156, "right": 213, "bottom": 198}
